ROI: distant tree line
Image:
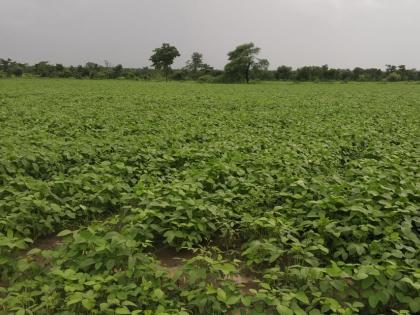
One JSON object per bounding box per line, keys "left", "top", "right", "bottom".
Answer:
{"left": 2, "top": 43, "right": 420, "bottom": 82}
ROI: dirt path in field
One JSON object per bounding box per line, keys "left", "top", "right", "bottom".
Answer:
{"left": 32, "top": 234, "right": 63, "bottom": 251}
{"left": 18, "top": 235, "right": 258, "bottom": 294}
{"left": 154, "top": 247, "right": 196, "bottom": 277}
{"left": 23, "top": 234, "right": 63, "bottom": 266}
{"left": 154, "top": 247, "right": 258, "bottom": 293}
{"left": 0, "top": 235, "right": 64, "bottom": 288}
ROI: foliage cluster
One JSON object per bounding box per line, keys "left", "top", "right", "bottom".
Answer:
{"left": 2, "top": 43, "right": 420, "bottom": 82}
{"left": 0, "top": 80, "right": 419, "bottom": 314}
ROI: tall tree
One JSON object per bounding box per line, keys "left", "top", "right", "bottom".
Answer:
{"left": 34, "top": 61, "right": 55, "bottom": 77}
{"left": 224, "top": 43, "right": 260, "bottom": 83}
{"left": 186, "top": 52, "right": 203, "bottom": 72}
{"left": 275, "top": 65, "right": 293, "bottom": 80}
{"left": 111, "top": 64, "right": 123, "bottom": 79}
{"left": 398, "top": 65, "right": 407, "bottom": 80}
{"left": 150, "top": 43, "right": 180, "bottom": 81}
{"left": 252, "top": 58, "right": 270, "bottom": 80}
{"left": 0, "top": 58, "right": 12, "bottom": 76}
{"left": 184, "top": 52, "right": 213, "bottom": 79}
{"left": 185, "top": 52, "right": 203, "bottom": 79}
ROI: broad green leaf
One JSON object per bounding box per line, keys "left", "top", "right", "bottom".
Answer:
{"left": 295, "top": 291, "right": 309, "bottom": 305}
{"left": 217, "top": 288, "right": 227, "bottom": 302}
{"left": 57, "top": 230, "right": 73, "bottom": 237}
{"left": 276, "top": 304, "right": 293, "bottom": 315}
{"left": 115, "top": 307, "right": 131, "bottom": 314}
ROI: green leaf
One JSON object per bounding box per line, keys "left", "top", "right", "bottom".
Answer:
{"left": 377, "top": 290, "right": 389, "bottom": 305}
{"left": 122, "top": 301, "right": 137, "bottom": 307}
{"left": 27, "top": 248, "right": 42, "bottom": 255}
{"left": 99, "top": 303, "right": 109, "bottom": 311}
{"left": 330, "top": 280, "right": 346, "bottom": 292}
{"left": 82, "top": 299, "right": 94, "bottom": 310}
{"left": 241, "top": 296, "right": 252, "bottom": 307}
{"left": 115, "top": 307, "right": 131, "bottom": 314}
{"left": 57, "top": 229, "right": 73, "bottom": 237}
{"left": 276, "top": 304, "right": 293, "bottom": 315}
{"left": 164, "top": 230, "right": 176, "bottom": 243}
{"left": 354, "top": 271, "right": 369, "bottom": 280}
{"left": 295, "top": 291, "right": 310, "bottom": 304}
{"left": 292, "top": 302, "right": 307, "bottom": 315}
{"left": 401, "top": 277, "right": 420, "bottom": 290}
{"left": 368, "top": 293, "right": 380, "bottom": 309}
{"left": 226, "top": 295, "right": 241, "bottom": 305}
{"left": 217, "top": 288, "right": 227, "bottom": 301}
{"left": 409, "top": 297, "right": 420, "bottom": 313}
{"left": 326, "top": 261, "right": 342, "bottom": 277}
{"left": 67, "top": 296, "right": 82, "bottom": 306}
{"left": 153, "top": 288, "right": 165, "bottom": 299}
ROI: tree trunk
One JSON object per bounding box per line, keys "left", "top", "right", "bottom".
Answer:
{"left": 163, "top": 66, "right": 168, "bottom": 82}
{"left": 245, "top": 63, "right": 251, "bottom": 83}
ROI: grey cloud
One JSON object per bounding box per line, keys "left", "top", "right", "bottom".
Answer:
{"left": 1, "top": 0, "right": 419, "bottom": 69}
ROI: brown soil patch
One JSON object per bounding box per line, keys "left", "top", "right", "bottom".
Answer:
{"left": 23, "top": 234, "right": 63, "bottom": 267}
{"left": 154, "top": 247, "right": 196, "bottom": 268}
{"left": 154, "top": 247, "right": 258, "bottom": 293}
{"left": 227, "top": 273, "right": 259, "bottom": 294}
{"left": 32, "top": 235, "right": 63, "bottom": 251}
{"left": 154, "top": 247, "right": 196, "bottom": 277}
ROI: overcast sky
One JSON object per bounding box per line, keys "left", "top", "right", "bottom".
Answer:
{"left": 1, "top": 0, "right": 419, "bottom": 69}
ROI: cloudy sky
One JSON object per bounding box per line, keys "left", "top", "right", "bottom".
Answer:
{"left": 1, "top": 0, "right": 419, "bottom": 69}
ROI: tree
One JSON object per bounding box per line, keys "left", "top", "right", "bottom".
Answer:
{"left": 385, "top": 65, "right": 397, "bottom": 74}
{"left": 111, "top": 64, "right": 123, "bottom": 79}
{"left": 34, "top": 61, "right": 55, "bottom": 77}
{"left": 406, "top": 68, "right": 418, "bottom": 81}
{"left": 136, "top": 67, "right": 154, "bottom": 80}
{"left": 150, "top": 43, "right": 180, "bottom": 81}
{"left": 337, "top": 69, "right": 353, "bottom": 82}
{"left": 352, "top": 67, "right": 364, "bottom": 81}
{"left": 186, "top": 52, "right": 203, "bottom": 73}
{"left": 386, "top": 72, "right": 401, "bottom": 82}
{"left": 74, "top": 65, "right": 87, "bottom": 78}
{"left": 363, "top": 68, "right": 382, "bottom": 81}
{"left": 0, "top": 58, "right": 12, "bottom": 77}
{"left": 276, "top": 66, "right": 293, "bottom": 80}
{"left": 185, "top": 52, "right": 203, "bottom": 79}
{"left": 296, "top": 66, "right": 313, "bottom": 81}
{"left": 224, "top": 43, "right": 260, "bottom": 83}
{"left": 0, "top": 58, "right": 27, "bottom": 77}
{"left": 85, "top": 62, "right": 99, "bottom": 79}
{"left": 397, "top": 65, "right": 407, "bottom": 80}
{"left": 252, "top": 58, "right": 271, "bottom": 80}
{"left": 184, "top": 52, "right": 213, "bottom": 80}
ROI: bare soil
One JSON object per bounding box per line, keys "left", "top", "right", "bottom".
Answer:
{"left": 24, "top": 234, "right": 63, "bottom": 267}
{"left": 154, "top": 247, "right": 258, "bottom": 292}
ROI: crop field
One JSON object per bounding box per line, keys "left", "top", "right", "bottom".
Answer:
{"left": 0, "top": 79, "right": 419, "bottom": 314}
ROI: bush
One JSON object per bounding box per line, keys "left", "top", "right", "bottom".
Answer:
{"left": 385, "top": 72, "right": 401, "bottom": 82}
{"left": 197, "top": 74, "right": 217, "bottom": 83}
{"left": 171, "top": 70, "right": 188, "bottom": 81}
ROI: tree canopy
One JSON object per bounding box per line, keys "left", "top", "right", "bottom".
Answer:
{"left": 224, "top": 43, "right": 261, "bottom": 83}
{"left": 2, "top": 42, "right": 420, "bottom": 82}
{"left": 149, "top": 43, "right": 180, "bottom": 81}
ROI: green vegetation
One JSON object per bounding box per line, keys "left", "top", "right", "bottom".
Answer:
{"left": 0, "top": 79, "right": 419, "bottom": 314}
{"left": 2, "top": 43, "right": 419, "bottom": 82}
{"left": 149, "top": 44, "right": 181, "bottom": 81}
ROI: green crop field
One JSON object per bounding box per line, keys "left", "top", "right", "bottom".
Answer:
{"left": 0, "top": 79, "right": 419, "bottom": 314}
